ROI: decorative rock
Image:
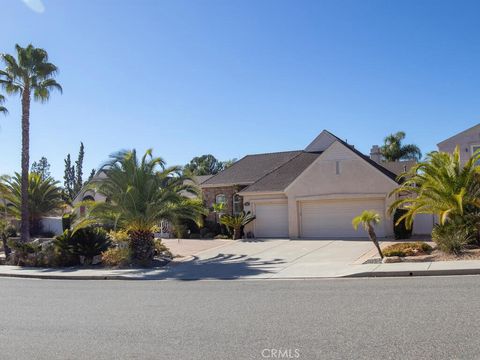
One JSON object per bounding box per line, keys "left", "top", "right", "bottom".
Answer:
{"left": 382, "top": 256, "right": 403, "bottom": 263}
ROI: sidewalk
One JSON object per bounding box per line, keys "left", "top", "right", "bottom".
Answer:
{"left": 1, "top": 259, "right": 480, "bottom": 280}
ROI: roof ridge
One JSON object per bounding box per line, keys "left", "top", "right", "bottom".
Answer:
{"left": 241, "top": 151, "right": 311, "bottom": 192}
{"left": 244, "top": 149, "right": 303, "bottom": 157}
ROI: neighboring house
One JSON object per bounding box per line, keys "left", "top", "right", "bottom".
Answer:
{"left": 438, "top": 123, "right": 480, "bottom": 164}
{"left": 201, "top": 130, "right": 433, "bottom": 239}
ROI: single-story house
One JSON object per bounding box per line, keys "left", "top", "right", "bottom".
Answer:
{"left": 200, "top": 130, "right": 433, "bottom": 239}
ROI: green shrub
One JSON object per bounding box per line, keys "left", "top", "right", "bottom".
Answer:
{"left": 432, "top": 223, "right": 470, "bottom": 255}
{"left": 71, "top": 227, "right": 111, "bottom": 265}
{"left": 393, "top": 209, "right": 413, "bottom": 240}
{"left": 53, "top": 230, "right": 79, "bottom": 266}
{"left": 154, "top": 239, "right": 173, "bottom": 258}
{"left": 7, "top": 238, "right": 42, "bottom": 266}
{"left": 214, "top": 234, "right": 230, "bottom": 240}
{"left": 383, "top": 242, "right": 433, "bottom": 257}
{"left": 189, "top": 233, "right": 202, "bottom": 239}
{"left": 102, "top": 247, "right": 131, "bottom": 267}
{"left": 109, "top": 229, "right": 130, "bottom": 248}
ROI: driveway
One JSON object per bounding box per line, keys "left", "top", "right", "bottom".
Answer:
{"left": 160, "top": 239, "right": 379, "bottom": 280}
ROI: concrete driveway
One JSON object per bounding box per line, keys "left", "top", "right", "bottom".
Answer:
{"left": 160, "top": 239, "right": 379, "bottom": 280}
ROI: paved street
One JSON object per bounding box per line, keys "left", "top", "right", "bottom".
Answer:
{"left": 1, "top": 276, "right": 480, "bottom": 360}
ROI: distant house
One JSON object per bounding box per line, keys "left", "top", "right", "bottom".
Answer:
{"left": 438, "top": 123, "right": 480, "bottom": 164}
{"left": 200, "top": 130, "right": 434, "bottom": 239}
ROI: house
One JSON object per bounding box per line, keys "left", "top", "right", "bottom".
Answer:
{"left": 437, "top": 123, "right": 480, "bottom": 164}
{"left": 200, "top": 130, "right": 434, "bottom": 239}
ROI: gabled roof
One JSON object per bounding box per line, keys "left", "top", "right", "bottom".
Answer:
{"left": 239, "top": 152, "right": 322, "bottom": 193}
{"left": 437, "top": 123, "right": 480, "bottom": 146}
{"left": 201, "top": 150, "right": 303, "bottom": 187}
{"left": 323, "top": 130, "right": 398, "bottom": 182}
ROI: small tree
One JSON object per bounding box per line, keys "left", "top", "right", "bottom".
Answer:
{"left": 352, "top": 210, "right": 383, "bottom": 258}
{"left": 31, "top": 156, "right": 51, "bottom": 180}
{"left": 220, "top": 211, "right": 255, "bottom": 240}
{"left": 380, "top": 131, "right": 421, "bottom": 162}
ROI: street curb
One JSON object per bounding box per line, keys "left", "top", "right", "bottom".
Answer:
{"left": 344, "top": 268, "right": 480, "bottom": 278}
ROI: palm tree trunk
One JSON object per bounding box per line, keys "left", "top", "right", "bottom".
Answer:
{"left": 20, "top": 86, "right": 30, "bottom": 242}
{"left": 129, "top": 229, "right": 155, "bottom": 265}
{"left": 368, "top": 225, "right": 383, "bottom": 258}
{"left": 233, "top": 227, "right": 241, "bottom": 240}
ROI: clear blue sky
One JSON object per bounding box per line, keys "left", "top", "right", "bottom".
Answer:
{"left": 1, "top": 0, "right": 480, "bottom": 181}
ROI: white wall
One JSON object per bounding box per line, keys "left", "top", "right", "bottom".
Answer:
{"left": 40, "top": 217, "right": 63, "bottom": 236}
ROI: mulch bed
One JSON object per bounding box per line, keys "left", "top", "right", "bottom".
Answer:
{"left": 398, "top": 247, "right": 480, "bottom": 262}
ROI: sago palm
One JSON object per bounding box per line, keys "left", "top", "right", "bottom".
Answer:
{"left": 381, "top": 131, "right": 422, "bottom": 162}
{"left": 78, "top": 149, "right": 206, "bottom": 264}
{"left": 0, "top": 44, "right": 62, "bottom": 241}
{"left": 389, "top": 147, "right": 480, "bottom": 228}
{"left": 1, "top": 173, "right": 63, "bottom": 235}
{"left": 220, "top": 211, "right": 255, "bottom": 240}
{"left": 352, "top": 210, "right": 383, "bottom": 258}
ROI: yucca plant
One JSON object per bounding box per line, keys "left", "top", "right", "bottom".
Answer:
{"left": 389, "top": 146, "right": 480, "bottom": 228}
{"left": 1, "top": 173, "right": 63, "bottom": 235}
{"left": 220, "top": 211, "right": 255, "bottom": 240}
{"left": 77, "top": 149, "right": 207, "bottom": 265}
{"left": 352, "top": 210, "right": 383, "bottom": 258}
{"left": 0, "top": 44, "right": 62, "bottom": 242}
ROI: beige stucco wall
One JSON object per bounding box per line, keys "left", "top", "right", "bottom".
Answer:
{"left": 438, "top": 125, "right": 480, "bottom": 164}
{"left": 285, "top": 141, "right": 398, "bottom": 238}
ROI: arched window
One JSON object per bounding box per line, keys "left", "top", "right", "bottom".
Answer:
{"left": 233, "top": 194, "right": 242, "bottom": 215}
{"left": 215, "top": 194, "right": 226, "bottom": 205}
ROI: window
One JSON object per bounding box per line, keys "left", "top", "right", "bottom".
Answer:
{"left": 335, "top": 161, "right": 341, "bottom": 175}
{"left": 215, "top": 194, "right": 226, "bottom": 205}
{"left": 233, "top": 194, "right": 242, "bottom": 215}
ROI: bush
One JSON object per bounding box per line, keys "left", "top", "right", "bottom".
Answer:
{"left": 393, "top": 209, "right": 413, "bottom": 240}
{"left": 109, "top": 229, "right": 130, "bottom": 248}
{"left": 432, "top": 223, "right": 470, "bottom": 255}
{"left": 189, "top": 233, "right": 202, "bottom": 239}
{"left": 214, "top": 234, "right": 230, "bottom": 240}
{"left": 102, "top": 247, "right": 131, "bottom": 267}
{"left": 154, "top": 239, "right": 173, "bottom": 258}
{"left": 383, "top": 242, "right": 433, "bottom": 257}
{"left": 71, "top": 227, "right": 111, "bottom": 265}
{"left": 7, "top": 238, "right": 42, "bottom": 266}
{"left": 53, "top": 230, "right": 79, "bottom": 266}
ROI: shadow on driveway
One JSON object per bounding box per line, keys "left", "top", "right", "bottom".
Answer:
{"left": 150, "top": 253, "right": 286, "bottom": 280}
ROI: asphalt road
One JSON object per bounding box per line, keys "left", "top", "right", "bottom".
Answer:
{"left": 1, "top": 276, "right": 480, "bottom": 360}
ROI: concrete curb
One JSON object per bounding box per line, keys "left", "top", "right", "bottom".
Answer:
{"left": 344, "top": 268, "right": 480, "bottom": 278}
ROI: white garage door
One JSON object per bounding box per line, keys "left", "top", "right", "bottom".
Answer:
{"left": 254, "top": 202, "right": 289, "bottom": 238}
{"left": 300, "top": 198, "right": 386, "bottom": 238}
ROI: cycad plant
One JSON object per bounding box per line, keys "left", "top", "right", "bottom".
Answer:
{"left": 78, "top": 149, "right": 206, "bottom": 265}
{"left": 352, "top": 210, "right": 383, "bottom": 258}
{"left": 389, "top": 147, "right": 480, "bottom": 228}
{"left": 1, "top": 173, "right": 63, "bottom": 235}
{"left": 0, "top": 44, "right": 62, "bottom": 241}
{"left": 220, "top": 211, "right": 255, "bottom": 240}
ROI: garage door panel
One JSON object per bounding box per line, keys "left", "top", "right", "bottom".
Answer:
{"left": 300, "top": 199, "right": 385, "bottom": 238}
{"left": 255, "top": 203, "right": 289, "bottom": 238}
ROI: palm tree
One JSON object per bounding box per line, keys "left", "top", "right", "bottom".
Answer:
{"left": 0, "top": 94, "right": 7, "bottom": 115}
{"left": 220, "top": 211, "right": 255, "bottom": 240}
{"left": 1, "top": 173, "right": 63, "bottom": 235}
{"left": 380, "top": 131, "right": 422, "bottom": 162}
{"left": 78, "top": 149, "right": 206, "bottom": 265}
{"left": 389, "top": 146, "right": 480, "bottom": 228}
{"left": 352, "top": 210, "right": 383, "bottom": 258}
{"left": 0, "top": 44, "right": 62, "bottom": 242}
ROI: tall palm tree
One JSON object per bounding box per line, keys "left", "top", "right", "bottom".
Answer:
{"left": 79, "top": 149, "right": 206, "bottom": 265}
{"left": 389, "top": 147, "right": 480, "bottom": 228}
{"left": 1, "top": 173, "right": 63, "bottom": 235}
{"left": 0, "top": 44, "right": 62, "bottom": 242}
{"left": 352, "top": 210, "right": 383, "bottom": 258}
{"left": 380, "top": 131, "right": 422, "bottom": 162}
{"left": 0, "top": 94, "right": 7, "bottom": 115}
